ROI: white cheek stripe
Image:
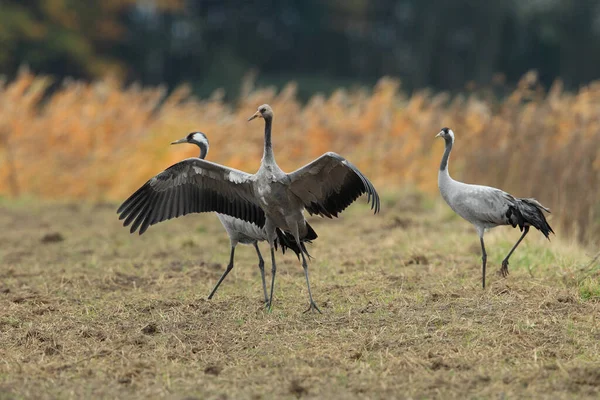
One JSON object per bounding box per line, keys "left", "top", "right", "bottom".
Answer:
{"left": 192, "top": 133, "right": 209, "bottom": 148}
{"left": 448, "top": 129, "right": 455, "bottom": 143}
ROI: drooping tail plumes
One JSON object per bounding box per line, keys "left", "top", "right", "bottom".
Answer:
{"left": 513, "top": 198, "right": 554, "bottom": 239}
{"left": 275, "top": 222, "right": 318, "bottom": 260}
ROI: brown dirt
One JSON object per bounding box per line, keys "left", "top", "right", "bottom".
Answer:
{"left": 0, "top": 194, "right": 598, "bottom": 399}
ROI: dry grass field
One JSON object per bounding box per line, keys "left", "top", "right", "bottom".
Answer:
{"left": 1, "top": 192, "right": 599, "bottom": 399}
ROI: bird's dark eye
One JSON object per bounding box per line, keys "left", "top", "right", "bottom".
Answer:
{"left": 260, "top": 108, "right": 266, "bottom": 113}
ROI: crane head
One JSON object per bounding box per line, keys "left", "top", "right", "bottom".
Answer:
{"left": 248, "top": 104, "right": 273, "bottom": 121}
{"left": 170, "top": 132, "right": 210, "bottom": 159}
{"left": 435, "top": 127, "right": 454, "bottom": 142}
{"left": 171, "top": 132, "right": 209, "bottom": 147}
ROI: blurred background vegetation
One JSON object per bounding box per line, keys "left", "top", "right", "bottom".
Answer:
{"left": 4, "top": 0, "right": 600, "bottom": 99}
{"left": 0, "top": 0, "right": 598, "bottom": 245}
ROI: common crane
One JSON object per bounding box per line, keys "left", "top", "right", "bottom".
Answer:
{"left": 246, "top": 104, "right": 380, "bottom": 312}
{"left": 117, "top": 104, "right": 380, "bottom": 312}
{"left": 436, "top": 127, "right": 554, "bottom": 288}
{"left": 170, "top": 131, "right": 309, "bottom": 304}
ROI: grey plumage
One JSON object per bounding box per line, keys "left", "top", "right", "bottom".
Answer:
{"left": 118, "top": 104, "right": 379, "bottom": 312}
{"left": 118, "top": 131, "right": 308, "bottom": 304}
{"left": 246, "top": 104, "right": 380, "bottom": 312}
{"left": 436, "top": 127, "right": 554, "bottom": 288}
{"left": 172, "top": 132, "right": 309, "bottom": 303}
{"left": 117, "top": 157, "right": 265, "bottom": 234}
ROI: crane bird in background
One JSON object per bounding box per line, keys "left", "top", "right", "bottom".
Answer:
{"left": 117, "top": 104, "right": 379, "bottom": 312}
{"left": 169, "top": 131, "right": 309, "bottom": 305}
{"left": 246, "top": 104, "right": 380, "bottom": 312}
{"left": 116, "top": 130, "right": 308, "bottom": 306}
{"left": 435, "top": 127, "right": 554, "bottom": 288}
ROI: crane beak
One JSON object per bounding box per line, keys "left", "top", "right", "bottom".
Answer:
{"left": 435, "top": 131, "right": 443, "bottom": 138}
{"left": 170, "top": 137, "right": 188, "bottom": 145}
{"left": 247, "top": 110, "right": 261, "bottom": 121}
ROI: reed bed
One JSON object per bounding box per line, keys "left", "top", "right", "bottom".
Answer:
{"left": 0, "top": 69, "right": 598, "bottom": 243}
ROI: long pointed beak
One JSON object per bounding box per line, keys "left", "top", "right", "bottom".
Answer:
{"left": 170, "top": 137, "right": 188, "bottom": 145}
{"left": 247, "top": 110, "right": 261, "bottom": 121}
{"left": 435, "top": 131, "right": 443, "bottom": 138}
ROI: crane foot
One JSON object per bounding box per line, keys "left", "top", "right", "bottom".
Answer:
{"left": 303, "top": 301, "right": 322, "bottom": 314}
{"left": 499, "top": 259, "right": 510, "bottom": 278}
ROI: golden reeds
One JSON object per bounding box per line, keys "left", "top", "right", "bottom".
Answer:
{"left": 0, "top": 69, "right": 598, "bottom": 243}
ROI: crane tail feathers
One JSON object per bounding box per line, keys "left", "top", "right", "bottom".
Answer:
{"left": 275, "top": 223, "right": 317, "bottom": 260}
{"left": 511, "top": 198, "right": 554, "bottom": 239}
{"left": 305, "top": 222, "right": 318, "bottom": 241}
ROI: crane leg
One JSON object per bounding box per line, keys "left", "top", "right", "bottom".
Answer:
{"left": 300, "top": 250, "right": 321, "bottom": 314}
{"left": 207, "top": 246, "right": 236, "bottom": 299}
{"left": 500, "top": 226, "right": 529, "bottom": 278}
{"left": 253, "top": 242, "right": 269, "bottom": 305}
{"left": 480, "top": 237, "right": 487, "bottom": 289}
{"left": 267, "top": 245, "right": 277, "bottom": 311}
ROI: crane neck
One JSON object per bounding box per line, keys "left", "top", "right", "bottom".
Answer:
{"left": 439, "top": 136, "right": 453, "bottom": 172}
{"left": 262, "top": 116, "right": 276, "bottom": 164}
{"left": 189, "top": 141, "right": 208, "bottom": 160}
{"left": 199, "top": 144, "right": 208, "bottom": 160}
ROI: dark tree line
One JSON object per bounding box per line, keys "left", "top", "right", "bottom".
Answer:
{"left": 2, "top": 0, "right": 600, "bottom": 99}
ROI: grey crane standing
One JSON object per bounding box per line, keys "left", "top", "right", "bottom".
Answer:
{"left": 170, "top": 131, "right": 309, "bottom": 304}
{"left": 117, "top": 104, "right": 379, "bottom": 312}
{"left": 436, "top": 127, "right": 554, "bottom": 288}
{"left": 247, "top": 104, "right": 380, "bottom": 312}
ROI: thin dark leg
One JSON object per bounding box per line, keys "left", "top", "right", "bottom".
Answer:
{"left": 207, "top": 246, "right": 235, "bottom": 299}
{"left": 500, "top": 226, "right": 530, "bottom": 278}
{"left": 480, "top": 237, "right": 487, "bottom": 289}
{"left": 254, "top": 242, "right": 269, "bottom": 305}
{"left": 267, "top": 246, "right": 277, "bottom": 311}
{"left": 300, "top": 251, "right": 321, "bottom": 314}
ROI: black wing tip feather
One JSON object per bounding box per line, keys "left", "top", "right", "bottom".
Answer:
{"left": 366, "top": 178, "right": 380, "bottom": 214}
{"left": 344, "top": 159, "right": 380, "bottom": 214}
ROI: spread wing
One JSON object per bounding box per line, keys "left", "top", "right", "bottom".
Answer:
{"left": 117, "top": 158, "right": 265, "bottom": 234}
{"left": 286, "top": 152, "right": 380, "bottom": 218}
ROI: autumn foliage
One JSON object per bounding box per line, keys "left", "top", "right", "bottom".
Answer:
{"left": 0, "top": 69, "right": 598, "bottom": 243}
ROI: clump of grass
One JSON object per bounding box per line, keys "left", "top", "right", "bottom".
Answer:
{"left": 579, "top": 278, "right": 600, "bottom": 301}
